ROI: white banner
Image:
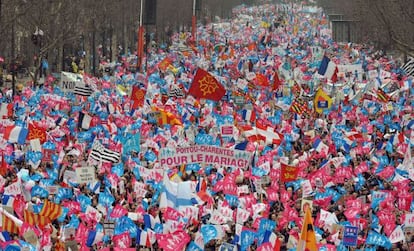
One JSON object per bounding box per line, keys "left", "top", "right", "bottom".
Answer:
{"left": 60, "top": 71, "right": 83, "bottom": 93}
{"left": 159, "top": 145, "right": 252, "bottom": 169}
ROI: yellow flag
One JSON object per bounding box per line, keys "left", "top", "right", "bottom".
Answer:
{"left": 297, "top": 207, "right": 318, "bottom": 251}
{"left": 314, "top": 88, "right": 332, "bottom": 114}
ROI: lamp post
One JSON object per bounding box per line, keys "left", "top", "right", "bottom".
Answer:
{"left": 32, "top": 27, "right": 44, "bottom": 81}
{"left": 11, "top": 22, "right": 15, "bottom": 98}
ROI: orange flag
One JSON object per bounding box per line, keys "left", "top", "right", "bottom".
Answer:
{"left": 297, "top": 207, "right": 318, "bottom": 251}
{"left": 153, "top": 107, "right": 183, "bottom": 126}
{"left": 188, "top": 69, "right": 226, "bottom": 101}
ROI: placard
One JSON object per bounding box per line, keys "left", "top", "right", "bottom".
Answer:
{"left": 342, "top": 225, "right": 358, "bottom": 247}
{"left": 4, "top": 180, "right": 22, "bottom": 196}
{"left": 220, "top": 125, "right": 234, "bottom": 136}
{"left": 404, "top": 213, "right": 414, "bottom": 227}
{"left": 47, "top": 185, "right": 60, "bottom": 195}
{"left": 104, "top": 220, "right": 115, "bottom": 236}
{"left": 75, "top": 166, "right": 96, "bottom": 184}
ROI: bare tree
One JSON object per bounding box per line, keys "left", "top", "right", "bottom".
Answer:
{"left": 317, "top": 0, "right": 414, "bottom": 57}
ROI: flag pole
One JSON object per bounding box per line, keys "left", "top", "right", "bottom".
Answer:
{"left": 192, "top": 0, "right": 197, "bottom": 44}
{"left": 137, "top": 0, "right": 145, "bottom": 73}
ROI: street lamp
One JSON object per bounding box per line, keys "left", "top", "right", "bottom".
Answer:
{"left": 31, "top": 27, "right": 44, "bottom": 80}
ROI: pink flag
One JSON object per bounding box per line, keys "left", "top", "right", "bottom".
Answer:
{"left": 76, "top": 223, "right": 88, "bottom": 244}
{"left": 163, "top": 207, "right": 183, "bottom": 221}
{"left": 157, "top": 230, "right": 191, "bottom": 251}
{"left": 110, "top": 204, "right": 128, "bottom": 218}
{"left": 113, "top": 232, "right": 131, "bottom": 248}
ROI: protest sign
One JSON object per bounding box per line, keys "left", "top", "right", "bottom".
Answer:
{"left": 159, "top": 145, "right": 252, "bottom": 169}
{"left": 342, "top": 225, "right": 358, "bottom": 247}
{"left": 60, "top": 71, "right": 83, "bottom": 93}
{"left": 75, "top": 166, "right": 96, "bottom": 184}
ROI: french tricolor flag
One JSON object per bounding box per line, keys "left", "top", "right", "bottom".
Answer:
{"left": 318, "top": 56, "right": 338, "bottom": 83}
{"left": 3, "top": 125, "right": 28, "bottom": 145}
{"left": 241, "top": 109, "right": 256, "bottom": 123}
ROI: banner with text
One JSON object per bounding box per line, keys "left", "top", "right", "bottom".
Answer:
{"left": 60, "top": 71, "right": 83, "bottom": 93}
{"left": 159, "top": 145, "right": 252, "bottom": 169}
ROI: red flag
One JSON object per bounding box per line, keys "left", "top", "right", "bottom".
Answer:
{"left": 280, "top": 163, "right": 298, "bottom": 182}
{"left": 131, "top": 86, "right": 146, "bottom": 109}
{"left": 255, "top": 73, "right": 270, "bottom": 87}
{"left": 0, "top": 152, "right": 8, "bottom": 176}
{"left": 27, "top": 122, "right": 47, "bottom": 143}
{"left": 272, "top": 71, "right": 281, "bottom": 91}
{"left": 188, "top": 69, "right": 226, "bottom": 101}
{"left": 274, "top": 236, "right": 282, "bottom": 251}
{"left": 331, "top": 66, "right": 338, "bottom": 83}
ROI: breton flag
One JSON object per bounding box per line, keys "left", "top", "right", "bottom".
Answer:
{"left": 74, "top": 83, "right": 94, "bottom": 96}
{"left": 89, "top": 140, "right": 121, "bottom": 163}
{"left": 401, "top": 56, "right": 414, "bottom": 77}
{"left": 318, "top": 56, "right": 338, "bottom": 82}
{"left": 297, "top": 207, "right": 318, "bottom": 251}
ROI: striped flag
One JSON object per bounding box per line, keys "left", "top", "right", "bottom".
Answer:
{"left": 74, "top": 83, "right": 93, "bottom": 96}
{"left": 376, "top": 88, "right": 390, "bottom": 103}
{"left": 89, "top": 140, "right": 121, "bottom": 163}
{"left": 78, "top": 112, "right": 92, "bottom": 130}
{"left": 401, "top": 56, "right": 414, "bottom": 77}
{"left": 39, "top": 199, "right": 62, "bottom": 221}
{"left": 241, "top": 109, "right": 256, "bottom": 123}
{"left": 290, "top": 99, "right": 310, "bottom": 116}
{"left": 24, "top": 209, "right": 50, "bottom": 227}
{"left": 1, "top": 213, "right": 20, "bottom": 234}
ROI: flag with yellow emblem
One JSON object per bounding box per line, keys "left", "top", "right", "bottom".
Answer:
{"left": 131, "top": 85, "right": 146, "bottom": 109}
{"left": 28, "top": 122, "right": 47, "bottom": 144}
{"left": 188, "top": 68, "right": 226, "bottom": 101}
{"left": 313, "top": 88, "right": 332, "bottom": 114}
